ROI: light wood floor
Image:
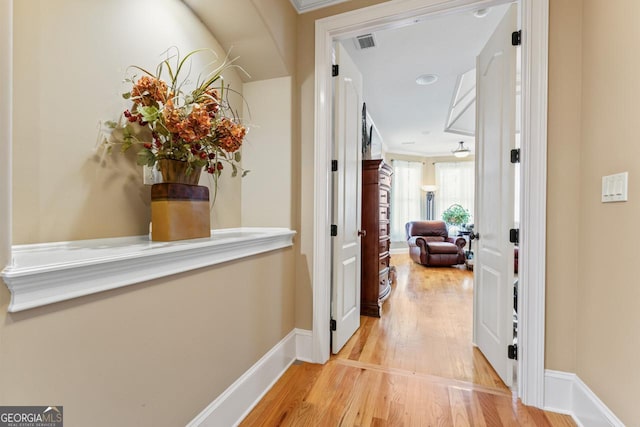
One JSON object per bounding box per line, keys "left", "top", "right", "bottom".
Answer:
{"left": 241, "top": 254, "right": 575, "bottom": 426}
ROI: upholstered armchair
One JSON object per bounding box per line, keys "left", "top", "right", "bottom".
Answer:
{"left": 406, "top": 221, "right": 466, "bottom": 267}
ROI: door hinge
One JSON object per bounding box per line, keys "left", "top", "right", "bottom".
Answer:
{"left": 508, "top": 344, "right": 518, "bottom": 360}
{"left": 331, "top": 224, "right": 337, "bottom": 236}
{"left": 331, "top": 160, "right": 338, "bottom": 171}
{"left": 332, "top": 64, "right": 339, "bottom": 77}
{"left": 510, "top": 148, "right": 520, "bottom": 164}
{"left": 512, "top": 30, "right": 521, "bottom": 46}
{"left": 509, "top": 228, "right": 519, "bottom": 244}
{"left": 330, "top": 319, "right": 337, "bottom": 331}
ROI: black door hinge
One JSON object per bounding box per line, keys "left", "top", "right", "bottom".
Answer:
{"left": 510, "top": 148, "right": 520, "bottom": 164}
{"left": 330, "top": 319, "right": 337, "bottom": 331}
{"left": 508, "top": 344, "right": 518, "bottom": 360}
{"left": 512, "top": 30, "right": 521, "bottom": 46}
{"left": 332, "top": 64, "right": 339, "bottom": 77}
{"left": 510, "top": 228, "right": 519, "bottom": 244}
{"left": 331, "top": 160, "right": 338, "bottom": 171}
{"left": 331, "top": 224, "right": 337, "bottom": 236}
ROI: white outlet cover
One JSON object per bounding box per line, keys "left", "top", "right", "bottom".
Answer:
{"left": 143, "top": 165, "right": 162, "bottom": 185}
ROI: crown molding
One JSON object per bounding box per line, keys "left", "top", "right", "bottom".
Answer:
{"left": 288, "top": 0, "right": 350, "bottom": 14}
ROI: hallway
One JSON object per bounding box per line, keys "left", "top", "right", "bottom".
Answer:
{"left": 240, "top": 255, "right": 575, "bottom": 426}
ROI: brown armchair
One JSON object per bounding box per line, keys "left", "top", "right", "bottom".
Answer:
{"left": 406, "top": 221, "right": 466, "bottom": 266}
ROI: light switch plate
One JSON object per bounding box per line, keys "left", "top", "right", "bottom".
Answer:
{"left": 602, "top": 172, "right": 628, "bottom": 202}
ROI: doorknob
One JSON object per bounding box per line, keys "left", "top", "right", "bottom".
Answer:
{"left": 358, "top": 230, "right": 367, "bottom": 237}
{"left": 469, "top": 232, "right": 480, "bottom": 240}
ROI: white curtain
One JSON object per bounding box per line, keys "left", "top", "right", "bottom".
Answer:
{"left": 390, "top": 160, "right": 422, "bottom": 242}
{"left": 435, "top": 161, "right": 475, "bottom": 224}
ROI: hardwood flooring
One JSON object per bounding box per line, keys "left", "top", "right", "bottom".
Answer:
{"left": 240, "top": 254, "right": 575, "bottom": 426}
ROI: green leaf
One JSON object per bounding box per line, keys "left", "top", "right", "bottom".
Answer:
{"left": 138, "top": 105, "right": 160, "bottom": 123}
{"left": 122, "top": 92, "right": 131, "bottom": 100}
{"left": 136, "top": 149, "right": 156, "bottom": 167}
{"left": 231, "top": 163, "right": 238, "bottom": 177}
{"left": 121, "top": 137, "right": 133, "bottom": 152}
{"left": 241, "top": 170, "right": 250, "bottom": 177}
{"left": 104, "top": 120, "right": 118, "bottom": 128}
{"left": 234, "top": 152, "right": 242, "bottom": 162}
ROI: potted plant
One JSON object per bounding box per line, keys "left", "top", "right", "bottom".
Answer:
{"left": 441, "top": 204, "right": 470, "bottom": 234}
{"left": 101, "top": 48, "right": 250, "bottom": 242}
{"left": 101, "top": 47, "right": 249, "bottom": 201}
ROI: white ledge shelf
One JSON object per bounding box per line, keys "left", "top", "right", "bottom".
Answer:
{"left": 2, "top": 227, "right": 296, "bottom": 312}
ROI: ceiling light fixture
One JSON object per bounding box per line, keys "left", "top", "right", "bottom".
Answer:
{"left": 452, "top": 141, "right": 471, "bottom": 158}
{"left": 415, "top": 74, "right": 438, "bottom": 86}
{"left": 473, "top": 8, "right": 490, "bottom": 18}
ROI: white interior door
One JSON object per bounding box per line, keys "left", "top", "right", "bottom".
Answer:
{"left": 331, "top": 42, "right": 363, "bottom": 354}
{"left": 473, "top": 4, "right": 517, "bottom": 387}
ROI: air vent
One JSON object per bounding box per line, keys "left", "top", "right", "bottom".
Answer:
{"left": 355, "top": 34, "right": 376, "bottom": 50}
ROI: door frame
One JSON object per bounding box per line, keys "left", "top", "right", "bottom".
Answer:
{"left": 312, "top": 0, "right": 548, "bottom": 408}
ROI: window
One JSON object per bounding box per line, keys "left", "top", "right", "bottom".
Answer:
{"left": 390, "top": 160, "right": 422, "bottom": 242}
{"left": 435, "top": 162, "right": 475, "bottom": 224}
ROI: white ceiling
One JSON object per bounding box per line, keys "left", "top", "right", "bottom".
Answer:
{"left": 341, "top": 4, "right": 510, "bottom": 157}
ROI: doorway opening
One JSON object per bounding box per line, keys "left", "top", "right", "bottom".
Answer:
{"left": 330, "top": 1, "right": 521, "bottom": 390}
{"left": 313, "top": 0, "right": 548, "bottom": 407}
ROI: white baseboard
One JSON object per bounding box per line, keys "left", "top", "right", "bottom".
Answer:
{"left": 389, "top": 247, "right": 408, "bottom": 255}
{"left": 187, "top": 329, "right": 313, "bottom": 427}
{"left": 544, "top": 370, "right": 625, "bottom": 427}
{"left": 294, "top": 328, "right": 313, "bottom": 363}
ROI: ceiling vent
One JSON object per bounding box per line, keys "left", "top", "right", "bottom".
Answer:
{"left": 355, "top": 34, "right": 376, "bottom": 50}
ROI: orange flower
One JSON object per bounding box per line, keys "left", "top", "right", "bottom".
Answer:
{"left": 201, "top": 88, "right": 220, "bottom": 114}
{"left": 131, "top": 76, "right": 168, "bottom": 106}
{"left": 215, "top": 118, "right": 246, "bottom": 153}
{"left": 162, "top": 98, "right": 182, "bottom": 133}
{"left": 162, "top": 102, "right": 212, "bottom": 143}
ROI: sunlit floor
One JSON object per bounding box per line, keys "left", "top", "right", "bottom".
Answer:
{"left": 240, "top": 254, "right": 575, "bottom": 426}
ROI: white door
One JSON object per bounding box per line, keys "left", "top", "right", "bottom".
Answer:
{"left": 331, "top": 42, "right": 363, "bottom": 353}
{"left": 473, "top": 4, "right": 517, "bottom": 387}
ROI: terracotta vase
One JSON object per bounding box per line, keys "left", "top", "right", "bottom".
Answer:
{"left": 157, "top": 159, "right": 202, "bottom": 185}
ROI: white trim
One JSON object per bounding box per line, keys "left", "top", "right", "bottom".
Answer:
{"left": 0, "top": 0, "right": 12, "bottom": 273}
{"left": 389, "top": 247, "right": 408, "bottom": 255}
{"left": 543, "top": 370, "right": 575, "bottom": 416}
{"left": 294, "top": 328, "right": 314, "bottom": 362}
{"left": 2, "top": 228, "right": 295, "bottom": 312}
{"left": 517, "top": 0, "right": 548, "bottom": 407}
{"left": 313, "top": 0, "right": 548, "bottom": 407}
{"left": 288, "top": 0, "right": 349, "bottom": 14}
{"left": 544, "top": 370, "right": 625, "bottom": 427}
{"left": 187, "top": 329, "right": 312, "bottom": 427}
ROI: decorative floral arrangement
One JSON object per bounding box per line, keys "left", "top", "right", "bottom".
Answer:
{"left": 102, "top": 48, "right": 249, "bottom": 186}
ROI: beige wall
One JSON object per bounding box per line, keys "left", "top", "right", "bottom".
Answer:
{"left": 3, "top": 1, "right": 297, "bottom": 426}
{"left": 12, "top": 0, "right": 244, "bottom": 244}
{"left": 574, "top": 0, "right": 640, "bottom": 423}
{"left": 0, "top": 0, "right": 11, "bottom": 271}
{"left": 0, "top": 249, "right": 295, "bottom": 427}
{"left": 548, "top": 0, "right": 640, "bottom": 422}
{"left": 251, "top": 0, "right": 298, "bottom": 76}
{"left": 545, "top": 0, "right": 581, "bottom": 374}
{"left": 241, "top": 77, "right": 293, "bottom": 227}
